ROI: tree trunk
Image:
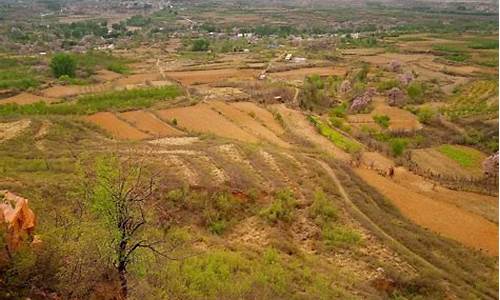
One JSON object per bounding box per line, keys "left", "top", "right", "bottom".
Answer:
{"left": 118, "top": 264, "right": 127, "bottom": 300}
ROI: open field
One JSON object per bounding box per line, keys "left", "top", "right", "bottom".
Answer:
{"left": 166, "top": 68, "right": 259, "bottom": 85}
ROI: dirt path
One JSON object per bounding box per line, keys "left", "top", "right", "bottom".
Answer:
{"left": 311, "top": 158, "right": 446, "bottom": 275}
{"left": 355, "top": 168, "right": 498, "bottom": 256}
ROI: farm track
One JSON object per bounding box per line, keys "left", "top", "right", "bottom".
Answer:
{"left": 313, "top": 158, "right": 497, "bottom": 300}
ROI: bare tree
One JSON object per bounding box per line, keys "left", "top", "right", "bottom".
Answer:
{"left": 85, "top": 155, "right": 180, "bottom": 299}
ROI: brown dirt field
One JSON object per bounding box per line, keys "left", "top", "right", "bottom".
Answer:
{"left": 268, "top": 66, "right": 347, "bottom": 80}
{"left": 94, "top": 69, "right": 122, "bottom": 82}
{"left": 85, "top": 112, "right": 151, "bottom": 140}
{"left": 119, "top": 110, "right": 185, "bottom": 138}
{"left": 41, "top": 84, "right": 112, "bottom": 98}
{"left": 232, "top": 101, "right": 285, "bottom": 135}
{"left": 394, "top": 168, "right": 498, "bottom": 225}
{"left": 114, "top": 73, "right": 162, "bottom": 86}
{"left": 411, "top": 148, "right": 485, "bottom": 179}
{"left": 361, "top": 151, "right": 395, "bottom": 173}
{"left": 0, "top": 92, "right": 59, "bottom": 105}
{"left": 355, "top": 168, "right": 499, "bottom": 256}
{"left": 348, "top": 97, "right": 422, "bottom": 132}
{"left": 271, "top": 104, "right": 350, "bottom": 162}
{"left": 207, "top": 101, "right": 290, "bottom": 148}
{"left": 418, "top": 60, "right": 497, "bottom": 76}
{"left": 360, "top": 53, "right": 435, "bottom": 65}
{"left": 341, "top": 48, "right": 386, "bottom": 56}
{"left": 165, "top": 68, "right": 259, "bottom": 85}
{"left": 155, "top": 103, "right": 259, "bottom": 143}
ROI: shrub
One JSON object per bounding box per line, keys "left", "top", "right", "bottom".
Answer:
{"left": 376, "top": 79, "right": 399, "bottom": 92}
{"left": 322, "top": 226, "right": 361, "bottom": 248}
{"left": 192, "top": 39, "right": 210, "bottom": 51}
{"left": 329, "top": 103, "right": 347, "bottom": 118}
{"left": 406, "top": 82, "right": 424, "bottom": 101}
{"left": 390, "top": 138, "right": 407, "bottom": 156}
{"left": 373, "top": 114, "right": 391, "bottom": 128}
{"left": 260, "top": 189, "right": 297, "bottom": 224}
{"left": 50, "top": 53, "right": 77, "bottom": 78}
{"left": 309, "top": 190, "right": 338, "bottom": 226}
{"left": 416, "top": 106, "right": 436, "bottom": 124}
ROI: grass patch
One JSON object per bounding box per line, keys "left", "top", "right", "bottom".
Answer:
{"left": 309, "top": 115, "right": 361, "bottom": 153}
{"left": 373, "top": 114, "right": 390, "bottom": 128}
{"left": 468, "top": 39, "right": 499, "bottom": 50}
{"left": 322, "top": 226, "right": 362, "bottom": 248}
{"left": 160, "top": 247, "right": 354, "bottom": 299}
{"left": 445, "top": 80, "right": 498, "bottom": 119}
{"left": 437, "top": 144, "right": 483, "bottom": 168}
{"left": 0, "top": 57, "right": 42, "bottom": 90}
{"left": 0, "top": 86, "right": 182, "bottom": 116}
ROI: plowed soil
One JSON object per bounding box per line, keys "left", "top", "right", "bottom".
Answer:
{"left": 232, "top": 101, "right": 285, "bottom": 135}
{"left": 165, "top": 68, "right": 259, "bottom": 85}
{"left": 156, "top": 103, "right": 259, "bottom": 142}
{"left": 355, "top": 168, "right": 498, "bottom": 256}
{"left": 268, "top": 66, "right": 347, "bottom": 80}
{"left": 207, "top": 101, "right": 290, "bottom": 148}
{"left": 95, "top": 69, "right": 122, "bottom": 82}
{"left": 85, "top": 112, "right": 150, "bottom": 140}
{"left": 119, "top": 110, "right": 185, "bottom": 137}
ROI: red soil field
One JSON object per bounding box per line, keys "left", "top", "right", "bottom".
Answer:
{"left": 156, "top": 103, "right": 259, "bottom": 142}
{"left": 85, "top": 112, "right": 150, "bottom": 140}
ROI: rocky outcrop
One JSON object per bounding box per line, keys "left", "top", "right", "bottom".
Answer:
{"left": 0, "top": 190, "right": 36, "bottom": 252}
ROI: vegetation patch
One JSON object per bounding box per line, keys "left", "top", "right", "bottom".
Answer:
{"left": 260, "top": 189, "right": 297, "bottom": 224}
{"left": 309, "top": 115, "right": 361, "bottom": 153}
{"left": 437, "top": 144, "right": 484, "bottom": 168}
{"left": 0, "top": 86, "right": 182, "bottom": 116}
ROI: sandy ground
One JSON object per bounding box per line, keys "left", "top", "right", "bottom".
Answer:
{"left": 119, "top": 110, "right": 185, "bottom": 138}
{"left": 355, "top": 167, "right": 498, "bottom": 256}
{"left": 85, "top": 112, "right": 150, "bottom": 140}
